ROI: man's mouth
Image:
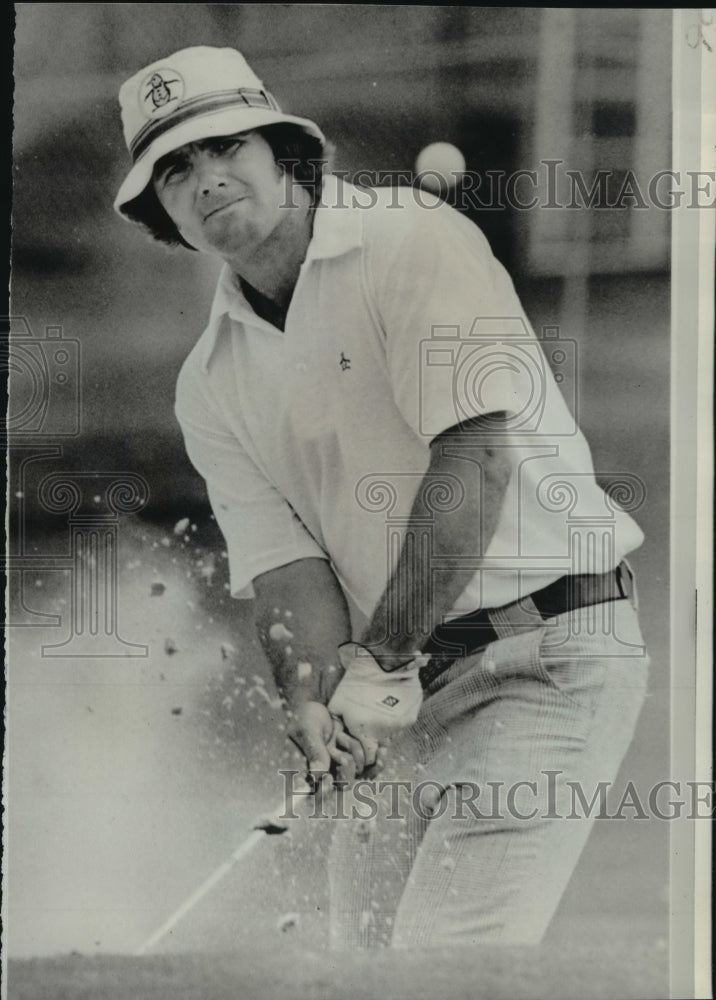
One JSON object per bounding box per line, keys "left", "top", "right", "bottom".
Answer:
{"left": 204, "top": 198, "right": 245, "bottom": 221}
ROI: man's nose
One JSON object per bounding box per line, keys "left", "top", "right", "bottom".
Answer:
{"left": 195, "top": 155, "right": 228, "bottom": 196}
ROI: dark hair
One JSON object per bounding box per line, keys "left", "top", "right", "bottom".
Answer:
{"left": 121, "top": 123, "right": 329, "bottom": 249}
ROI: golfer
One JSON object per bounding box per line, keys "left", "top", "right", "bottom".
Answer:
{"left": 115, "top": 46, "right": 650, "bottom": 948}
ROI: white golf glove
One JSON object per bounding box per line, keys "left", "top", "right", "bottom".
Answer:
{"left": 328, "top": 643, "right": 425, "bottom": 745}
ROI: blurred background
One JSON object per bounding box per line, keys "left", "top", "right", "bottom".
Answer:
{"left": 8, "top": 4, "right": 672, "bottom": 972}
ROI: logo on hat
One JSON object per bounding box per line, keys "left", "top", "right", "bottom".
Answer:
{"left": 382, "top": 695, "right": 400, "bottom": 708}
{"left": 140, "top": 68, "right": 185, "bottom": 119}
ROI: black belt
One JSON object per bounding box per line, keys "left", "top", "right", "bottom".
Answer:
{"left": 419, "top": 562, "right": 634, "bottom": 688}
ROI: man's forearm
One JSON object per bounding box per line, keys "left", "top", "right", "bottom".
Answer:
{"left": 253, "top": 557, "right": 351, "bottom": 708}
{"left": 361, "top": 425, "right": 512, "bottom": 666}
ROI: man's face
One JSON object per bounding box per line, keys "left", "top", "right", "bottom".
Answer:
{"left": 152, "top": 130, "right": 290, "bottom": 259}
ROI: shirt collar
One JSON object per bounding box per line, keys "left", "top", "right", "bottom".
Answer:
{"left": 305, "top": 174, "right": 364, "bottom": 262}
{"left": 199, "top": 175, "right": 364, "bottom": 372}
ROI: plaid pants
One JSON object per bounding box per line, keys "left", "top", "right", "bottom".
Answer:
{"left": 328, "top": 598, "right": 649, "bottom": 947}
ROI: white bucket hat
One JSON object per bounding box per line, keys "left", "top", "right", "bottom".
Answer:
{"left": 114, "top": 46, "right": 325, "bottom": 219}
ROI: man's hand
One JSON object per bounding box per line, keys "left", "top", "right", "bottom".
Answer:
{"left": 327, "top": 644, "right": 424, "bottom": 764}
{"left": 287, "top": 700, "right": 367, "bottom": 788}
{"left": 253, "top": 559, "right": 368, "bottom": 785}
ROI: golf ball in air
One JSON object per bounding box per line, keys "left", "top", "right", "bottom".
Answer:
{"left": 415, "top": 142, "right": 466, "bottom": 189}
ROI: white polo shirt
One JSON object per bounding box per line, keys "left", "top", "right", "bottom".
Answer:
{"left": 175, "top": 175, "right": 644, "bottom": 619}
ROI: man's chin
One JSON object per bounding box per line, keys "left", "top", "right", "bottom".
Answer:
{"left": 198, "top": 220, "right": 256, "bottom": 256}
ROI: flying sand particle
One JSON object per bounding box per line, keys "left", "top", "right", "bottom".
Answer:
{"left": 357, "top": 818, "right": 376, "bottom": 843}
{"left": 254, "top": 816, "right": 289, "bottom": 835}
{"left": 277, "top": 912, "right": 300, "bottom": 932}
{"left": 268, "top": 622, "right": 294, "bottom": 642}
{"left": 297, "top": 661, "right": 312, "bottom": 681}
{"left": 247, "top": 685, "right": 284, "bottom": 710}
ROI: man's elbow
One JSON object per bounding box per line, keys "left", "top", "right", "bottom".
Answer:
{"left": 429, "top": 414, "right": 513, "bottom": 494}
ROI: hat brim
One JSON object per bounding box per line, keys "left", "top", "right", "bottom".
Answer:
{"left": 114, "top": 107, "right": 326, "bottom": 218}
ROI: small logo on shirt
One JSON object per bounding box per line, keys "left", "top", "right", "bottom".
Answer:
{"left": 382, "top": 695, "right": 399, "bottom": 708}
{"left": 339, "top": 352, "right": 351, "bottom": 371}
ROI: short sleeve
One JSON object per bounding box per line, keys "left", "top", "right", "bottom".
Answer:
{"left": 367, "top": 199, "right": 537, "bottom": 442}
{"left": 175, "top": 360, "right": 328, "bottom": 598}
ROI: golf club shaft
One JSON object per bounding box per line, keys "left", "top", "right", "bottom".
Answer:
{"left": 136, "top": 792, "right": 308, "bottom": 955}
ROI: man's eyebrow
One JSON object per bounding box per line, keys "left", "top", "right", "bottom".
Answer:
{"left": 153, "top": 149, "right": 186, "bottom": 179}
{"left": 153, "top": 132, "right": 254, "bottom": 180}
